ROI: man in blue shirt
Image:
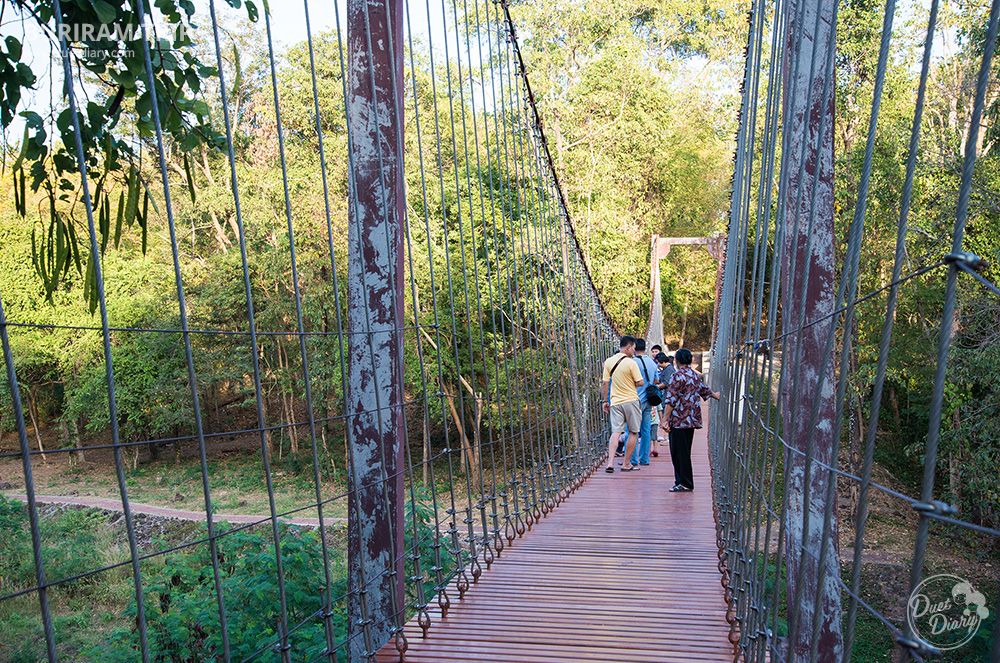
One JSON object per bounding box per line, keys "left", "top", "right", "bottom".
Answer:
{"left": 630, "top": 338, "right": 659, "bottom": 466}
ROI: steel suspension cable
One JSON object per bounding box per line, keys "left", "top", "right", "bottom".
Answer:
{"left": 714, "top": 0, "right": 1000, "bottom": 659}
{"left": 2, "top": 0, "right": 619, "bottom": 660}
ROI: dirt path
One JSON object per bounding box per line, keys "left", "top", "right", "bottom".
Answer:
{"left": 3, "top": 493, "right": 346, "bottom": 527}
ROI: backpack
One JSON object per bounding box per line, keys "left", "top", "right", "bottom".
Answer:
{"left": 636, "top": 357, "right": 662, "bottom": 406}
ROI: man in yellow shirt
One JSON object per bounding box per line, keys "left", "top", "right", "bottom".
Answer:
{"left": 602, "top": 336, "right": 645, "bottom": 473}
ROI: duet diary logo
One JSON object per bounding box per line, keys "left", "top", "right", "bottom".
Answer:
{"left": 906, "top": 574, "right": 990, "bottom": 651}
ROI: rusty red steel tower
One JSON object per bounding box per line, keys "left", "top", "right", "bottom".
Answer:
{"left": 345, "top": 0, "right": 407, "bottom": 659}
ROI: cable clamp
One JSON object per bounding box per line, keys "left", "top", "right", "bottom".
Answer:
{"left": 944, "top": 252, "right": 987, "bottom": 271}
{"left": 896, "top": 636, "right": 941, "bottom": 658}
{"left": 911, "top": 500, "right": 957, "bottom": 516}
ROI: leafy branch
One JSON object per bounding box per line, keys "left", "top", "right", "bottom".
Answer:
{"left": 1, "top": 0, "right": 261, "bottom": 310}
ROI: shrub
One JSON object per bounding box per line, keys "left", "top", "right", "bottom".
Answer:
{"left": 118, "top": 523, "right": 338, "bottom": 663}
{"left": 0, "top": 498, "right": 113, "bottom": 597}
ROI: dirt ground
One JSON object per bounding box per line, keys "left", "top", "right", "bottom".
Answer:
{"left": 0, "top": 423, "right": 351, "bottom": 520}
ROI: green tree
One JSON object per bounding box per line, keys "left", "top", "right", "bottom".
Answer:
{"left": 509, "top": 0, "right": 742, "bottom": 338}
{"left": 2, "top": 0, "right": 261, "bottom": 305}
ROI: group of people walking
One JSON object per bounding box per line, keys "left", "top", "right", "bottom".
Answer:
{"left": 601, "top": 336, "right": 720, "bottom": 492}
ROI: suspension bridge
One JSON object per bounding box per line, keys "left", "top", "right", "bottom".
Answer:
{"left": 2, "top": 0, "right": 999, "bottom": 659}
{"left": 374, "top": 418, "right": 733, "bottom": 662}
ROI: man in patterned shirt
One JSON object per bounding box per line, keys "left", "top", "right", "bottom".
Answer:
{"left": 662, "top": 348, "right": 720, "bottom": 492}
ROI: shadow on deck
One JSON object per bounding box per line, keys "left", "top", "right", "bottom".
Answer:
{"left": 379, "top": 414, "right": 734, "bottom": 662}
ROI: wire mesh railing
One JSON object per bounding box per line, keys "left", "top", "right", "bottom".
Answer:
{"left": 0, "top": 0, "right": 619, "bottom": 660}
{"left": 710, "top": 0, "right": 1000, "bottom": 660}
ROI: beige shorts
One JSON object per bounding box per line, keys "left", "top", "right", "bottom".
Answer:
{"left": 609, "top": 400, "right": 642, "bottom": 434}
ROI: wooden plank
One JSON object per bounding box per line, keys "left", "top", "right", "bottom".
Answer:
{"left": 377, "top": 412, "right": 734, "bottom": 662}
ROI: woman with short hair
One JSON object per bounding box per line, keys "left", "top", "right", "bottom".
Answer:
{"left": 662, "top": 348, "right": 720, "bottom": 492}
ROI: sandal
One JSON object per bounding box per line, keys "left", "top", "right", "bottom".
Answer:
{"left": 620, "top": 466, "right": 640, "bottom": 472}
{"left": 605, "top": 467, "right": 614, "bottom": 473}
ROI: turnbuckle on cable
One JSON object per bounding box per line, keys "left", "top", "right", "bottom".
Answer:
{"left": 911, "top": 500, "right": 958, "bottom": 516}
{"left": 896, "top": 636, "right": 941, "bottom": 658}
{"left": 943, "top": 251, "right": 987, "bottom": 271}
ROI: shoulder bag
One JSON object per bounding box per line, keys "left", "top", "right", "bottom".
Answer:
{"left": 636, "top": 357, "right": 662, "bottom": 406}
{"left": 606, "top": 355, "right": 627, "bottom": 402}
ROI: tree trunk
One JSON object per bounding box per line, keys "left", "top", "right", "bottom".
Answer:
{"left": 422, "top": 408, "right": 431, "bottom": 489}
{"left": 847, "top": 391, "right": 865, "bottom": 521}
{"left": 888, "top": 385, "right": 901, "bottom": 429}
{"left": 212, "top": 382, "right": 219, "bottom": 432}
{"left": 275, "top": 341, "right": 285, "bottom": 461}
{"left": 27, "top": 387, "right": 46, "bottom": 462}
{"left": 847, "top": 329, "right": 864, "bottom": 520}
{"left": 442, "top": 385, "right": 474, "bottom": 478}
{"left": 209, "top": 211, "right": 230, "bottom": 251}
{"left": 261, "top": 389, "right": 272, "bottom": 457}
{"left": 60, "top": 417, "right": 72, "bottom": 466}
{"left": 224, "top": 211, "right": 241, "bottom": 246}
{"left": 559, "top": 220, "right": 584, "bottom": 453}
{"left": 283, "top": 342, "right": 300, "bottom": 456}
{"left": 321, "top": 300, "right": 337, "bottom": 435}
{"left": 949, "top": 410, "right": 961, "bottom": 502}
{"left": 288, "top": 390, "right": 298, "bottom": 456}
{"left": 679, "top": 303, "right": 689, "bottom": 348}
{"left": 470, "top": 394, "right": 482, "bottom": 482}
{"left": 72, "top": 417, "right": 85, "bottom": 464}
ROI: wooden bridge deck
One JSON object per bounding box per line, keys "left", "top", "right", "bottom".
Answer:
{"left": 379, "top": 418, "right": 733, "bottom": 662}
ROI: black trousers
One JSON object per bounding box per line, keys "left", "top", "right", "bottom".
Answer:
{"left": 668, "top": 427, "right": 695, "bottom": 489}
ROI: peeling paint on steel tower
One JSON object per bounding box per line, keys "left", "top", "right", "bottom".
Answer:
{"left": 345, "top": 0, "right": 406, "bottom": 658}
{"left": 780, "top": 0, "right": 845, "bottom": 659}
